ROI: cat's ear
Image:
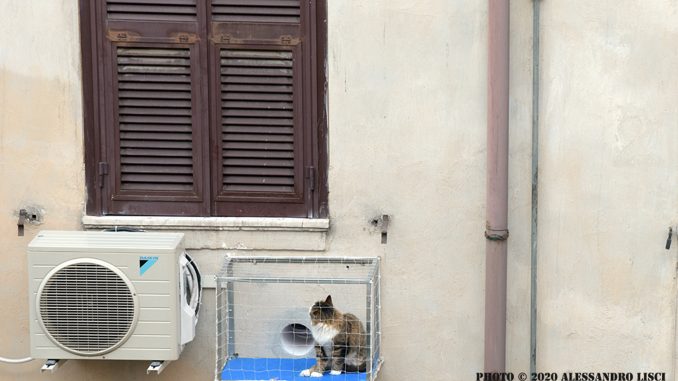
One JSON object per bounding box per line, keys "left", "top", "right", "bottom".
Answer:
{"left": 325, "top": 295, "right": 333, "bottom": 305}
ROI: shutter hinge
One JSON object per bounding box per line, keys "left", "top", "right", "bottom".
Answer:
{"left": 280, "top": 35, "right": 300, "bottom": 45}
{"left": 98, "top": 162, "right": 109, "bottom": 188}
{"left": 306, "top": 166, "right": 316, "bottom": 191}
{"left": 107, "top": 30, "right": 197, "bottom": 44}
{"left": 172, "top": 33, "right": 198, "bottom": 44}
{"left": 107, "top": 30, "right": 141, "bottom": 42}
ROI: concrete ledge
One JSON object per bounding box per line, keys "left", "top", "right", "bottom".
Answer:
{"left": 82, "top": 216, "right": 329, "bottom": 251}
{"left": 82, "top": 216, "right": 329, "bottom": 231}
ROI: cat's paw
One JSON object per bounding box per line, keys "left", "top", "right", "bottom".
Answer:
{"left": 330, "top": 370, "right": 343, "bottom": 376}
{"left": 299, "top": 369, "right": 323, "bottom": 378}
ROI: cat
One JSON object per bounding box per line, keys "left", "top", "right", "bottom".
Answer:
{"left": 299, "top": 295, "right": 367, "bottom": 377}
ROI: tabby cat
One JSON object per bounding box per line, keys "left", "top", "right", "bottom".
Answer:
{"left": 299, "top": 295, "right": 367, "bottom": 377}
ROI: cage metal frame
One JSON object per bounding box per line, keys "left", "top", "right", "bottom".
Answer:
{"left": 215, "top": 256, "right": 382, "bottom": 381}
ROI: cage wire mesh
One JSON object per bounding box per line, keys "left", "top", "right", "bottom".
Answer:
{"left": 216, "top": 256, "right": 382, "bottom": 381}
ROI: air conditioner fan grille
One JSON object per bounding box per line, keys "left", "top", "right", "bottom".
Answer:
{"left": 38, "top": 262, "right": 136, "bottom": 355}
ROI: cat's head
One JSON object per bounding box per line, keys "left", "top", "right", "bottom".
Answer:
{"left": 309, "top": 295, "right": 335, "bottom": 324}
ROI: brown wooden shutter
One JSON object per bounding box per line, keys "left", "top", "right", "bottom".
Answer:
{"left": 81, "top": 0, "right": 327, "bottom": 217}
{"left": 209, "top": 0, "right": 313, "bottom": 217}
{"left": 100, "top": 0, "right": 210, "bottom": 215}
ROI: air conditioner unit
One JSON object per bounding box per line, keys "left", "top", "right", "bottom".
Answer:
{"left": 27, "top": 230, "right": 201, "bottom": 364}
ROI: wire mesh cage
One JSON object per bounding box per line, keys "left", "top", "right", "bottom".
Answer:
{"left": 216, "top": 256, "right": 382, "bottom": 381}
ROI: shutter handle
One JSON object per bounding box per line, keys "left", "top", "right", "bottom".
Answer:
{"left": 369, "top": 215, "right": 391, "bottom": 244}
{"left": 667, "top": 227, "right": 674, "bottom": 250}
{"left": 17, "top": 209, "right": 28, "bottom": 237}
{"left": 17, "top": 208, "right": 40, "bottom": 236}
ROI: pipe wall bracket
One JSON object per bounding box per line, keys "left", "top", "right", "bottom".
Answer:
{"left": 485, "top": 229, "right": 509, "bottom": 241}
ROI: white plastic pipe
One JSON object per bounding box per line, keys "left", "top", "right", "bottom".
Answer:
{"left": 0, "top": 356, "right": 33, "bottom": 364}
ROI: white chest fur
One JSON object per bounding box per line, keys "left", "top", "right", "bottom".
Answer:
{"left": 310, "top": 323, "right": 339, "bottom": 346}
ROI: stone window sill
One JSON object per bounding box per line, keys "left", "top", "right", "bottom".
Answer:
{"left": 81, "top": 216, "right": 329, "bottom": 252}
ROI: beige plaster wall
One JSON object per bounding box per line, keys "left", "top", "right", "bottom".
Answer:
{"left": 0, "top": 0, "right": 87, "bottom": 378}
{"left": 326, "top": 1, "right": 489, "bottom": 379}
{"left": 1, "top": 0, "right": 677, "bottom": 381}
{"left": 536, "top": 0, "right": 678, "bottom": 374}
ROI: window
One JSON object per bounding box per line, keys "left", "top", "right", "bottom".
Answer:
{"left": 80, "top": 0, "right": 327, "bottom": 218}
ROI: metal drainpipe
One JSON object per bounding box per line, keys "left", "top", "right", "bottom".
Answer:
{"left": 530, "top": 0, "right": 541, "bottom": 376}
{"left": 485, "top": 0, "right": 510, "bottom": 373}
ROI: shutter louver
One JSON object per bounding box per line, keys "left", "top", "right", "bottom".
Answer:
{"left": 117, "top": 47, "right": 194, "bottom": 192}
{"left": 212, "top": 0, "right": 301, "bottom": 24}
{"left": 107, "top": 0, "right": 198, "bottom": 22}
{"left": 221, "top": 49, "right": 296, "bottom": 193}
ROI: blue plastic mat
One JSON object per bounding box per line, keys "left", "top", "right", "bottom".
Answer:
{"left": 221, "top": 358, "right": 367, "bottom": 381}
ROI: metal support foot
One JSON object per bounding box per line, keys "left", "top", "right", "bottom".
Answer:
{"left": 146, "top": 360, "right": 169, "bottom": 375}
{"left": 41, "top": 359, "right": 65, "bottom": 373}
